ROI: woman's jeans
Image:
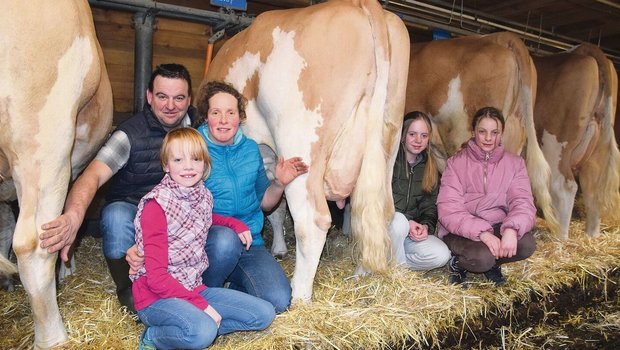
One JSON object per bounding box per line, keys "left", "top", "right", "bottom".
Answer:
{"left": 137, "top": 287, "right": 275, "bottom": 350}
{"left": 202, "top": 227, "right": 292, "bottom": 313}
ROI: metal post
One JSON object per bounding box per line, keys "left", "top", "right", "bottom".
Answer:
{"left": 133, "top": 10, "right": 155, "bottom": 113}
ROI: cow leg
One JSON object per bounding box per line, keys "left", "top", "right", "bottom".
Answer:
{"left": 0, "top": 201, "right": 16, "bottom": 291}
{"left": 13, "top": 212, "right": 66, "bottom": 349}
{"left": 259, "top": 144, "right": 289, "bottom": 258}
{"left": 11, "top": 124, "right": 73, "bottom": 348}
{"left": 578, "top": 155, "right": 607, "bottom": 239}
{"left": 549, "top": 171, "right": 577, "bottom": 241}
{"left": 291, "top": 223, "right": 328, "bottom": 302}
{"left": 268, "top": 199, "right": 288, "bottom": 258}
{"left": 341, "top": 202, "right": 352, "bottom": 236}
{"left": 286, "top": 180, "right": 331, "bottom": 302}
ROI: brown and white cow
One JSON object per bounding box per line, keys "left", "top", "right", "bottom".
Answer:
{"left": 0, "top": 0, "right": 113, "bottom": 347}
{"left": 406, "top": 32, "right": 560, "bottom": 234}
{"left": 533, "top": 44, "right": 620, "bottom": 240}
{"left": 203, "top": 0, "right": 410, "bottom": 301}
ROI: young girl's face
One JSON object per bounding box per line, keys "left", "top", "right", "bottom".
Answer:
{"left": 164, "top": 141, "right": 205, "bottom": 188}
{"left": 473, "top": 117, "right": 502, "bottom": 152}
{"left": 404, "top": 119, "right": 430, "bottom": 161}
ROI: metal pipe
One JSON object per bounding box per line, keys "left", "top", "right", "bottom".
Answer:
{"left": 387, "top": 0, "right": 620, "bottom": 66}
{"left": 133, "top": 11, "right": 155, "bottom": 113}
{"left": 88, "top": 0, "right": 253, "bottom": 27}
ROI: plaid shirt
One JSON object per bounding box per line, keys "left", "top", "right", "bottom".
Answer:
{"left": 94, "top": 114, "right": 191, "bottom": 174}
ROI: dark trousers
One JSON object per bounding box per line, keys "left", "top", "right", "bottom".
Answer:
{"left": 443, "top": 224, "right": 536, "bottom": 273}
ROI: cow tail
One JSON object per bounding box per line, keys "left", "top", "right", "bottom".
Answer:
{"left": 573, "top": 45, "right": 620, "bottom": 220}
{"left": 502, "top": 33, "right": 560, "bottom": 233}
{"left": 0, "top": 253, "right": 17, "bottom": 275}
{"left": 350, "top": 0, "right": 394, "bottom": 273}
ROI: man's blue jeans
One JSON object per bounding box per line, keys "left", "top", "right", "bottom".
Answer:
{"left": 100, "top": 201, "right": 137, "bottom": 259}
{"left": 202, "top": 227, "right": 292, "bottom": 313}
{"left": 137, "top": 287, "right": 275, "bottom": 349}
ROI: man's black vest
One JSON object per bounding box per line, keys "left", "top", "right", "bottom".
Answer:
{"left": 106, "top": 104, "right": 198, "bottom": 205}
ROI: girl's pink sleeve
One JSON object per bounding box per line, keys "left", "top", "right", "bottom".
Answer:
{"left": 212, "top": 213, "right": 249, "bottom": 234}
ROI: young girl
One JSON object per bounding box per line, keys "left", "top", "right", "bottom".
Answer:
{"left": 130, "top": 128, "right": 275, "bottom": 350}
{"left": 389, "top": 111, "right": 451, "bottom": 270}
{"left": 437, "top": 107, "right": 537, "bottom": 286}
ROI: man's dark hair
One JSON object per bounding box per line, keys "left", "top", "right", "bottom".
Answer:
{"left": 148, "top": 63, "right": 192, "bottom": 96}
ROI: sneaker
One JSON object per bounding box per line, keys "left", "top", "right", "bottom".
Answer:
{"left": 448, "top": 256, "right": 467, "bottom": 285}
{"left": 483, "top": 265, "right": 506, "bottom": 286}
{"left": 139, "top": 328, "right": 156, "bottom": 350}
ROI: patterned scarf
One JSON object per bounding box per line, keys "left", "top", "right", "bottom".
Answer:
{"left": 131, "top": 174, "right": 213, "bottom": 290}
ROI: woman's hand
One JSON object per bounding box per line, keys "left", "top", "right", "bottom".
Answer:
{"left": 204, "top": 305, "right": 222, "bottom": 327}
{"left": 499, "top": 228, "right": 518, "bottom": 258}
{"left": 275, "top": 157, "right": 308, "bottom": 187}
{"left": 125, "top": 244, "right": 144, "bottom": 274}
{"left": 408, "top": 220, "right": 428, "bottom": 241}
{"left": 238, "top": 230, "right": 252, "bottom": 250}
{"left": 480, "top": 231, "right": 501, "bottom": 258}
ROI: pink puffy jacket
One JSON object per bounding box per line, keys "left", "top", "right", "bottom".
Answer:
{"left": 437, "top": 139, "right": 536, "bottom": 240}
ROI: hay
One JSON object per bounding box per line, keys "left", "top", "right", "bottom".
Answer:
{"left": 0, "top": 218, "right": 618, "bottom": 349}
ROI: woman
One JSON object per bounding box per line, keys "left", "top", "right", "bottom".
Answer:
{"left": 437, "top": 107, "right": 537, "bottom": 286}
{"left": 389, "top": 111, "right": 451, "bottom": 270}
{"left": 194, "top": 81, "right": 307, "bottom": 313}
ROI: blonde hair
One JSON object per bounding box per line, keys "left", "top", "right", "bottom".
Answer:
{"left": 160, "top": 128, "right": 212, "bottom": 180}
{"left": 401, "top": 111, "right": 438, "bottom": 193}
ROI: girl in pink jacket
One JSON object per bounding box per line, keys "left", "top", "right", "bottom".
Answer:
{"left": 437, "top": 107, "right": 537, "bottom": 286}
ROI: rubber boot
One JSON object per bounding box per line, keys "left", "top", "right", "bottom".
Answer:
{"left": 105, "top": 257, "right": 136, "bottom": 314}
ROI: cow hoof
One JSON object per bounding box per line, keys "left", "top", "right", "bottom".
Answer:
{"left": 0, "top": 273, "right": 15, "bottom": 292}
{"left": 57, "top": 256, "right": 76, "bottom": 284}
{"left": 271, "top": 249, "right": 287, "bottom": 259}
{"left": 353, "top": 265, "right": 370, "bottom": 277}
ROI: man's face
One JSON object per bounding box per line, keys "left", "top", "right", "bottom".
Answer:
{"left": 146, "top": 76, "right": 191, "bottom": 128}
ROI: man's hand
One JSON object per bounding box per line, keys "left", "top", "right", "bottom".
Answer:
{"left": 238, "top": 230, "right": 252, "bottom": 250}
{"left": 499, "top": 228, "right": 518, "bottom": 258}
{"left": 480, "top": 231, "right": 501, "bottom": 258}
{"left": 40, "top": 211, "right": 81, "bottom": 262}
{"left": 204, "top": 305, "right": 222, "bottom": 327}
{"left": 126, "top": 244, "right": 144, "bottom": 274}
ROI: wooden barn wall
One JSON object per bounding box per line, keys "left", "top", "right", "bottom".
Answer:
{"left": 92, "top": 7, "right": 214, "bottom": 124}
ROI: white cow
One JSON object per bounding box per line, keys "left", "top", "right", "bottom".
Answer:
{"left": 0, "top": 0, "right": 113, "bottom": 348}
{"left": 203, "top": 0, "right": 410, "bottom": 301}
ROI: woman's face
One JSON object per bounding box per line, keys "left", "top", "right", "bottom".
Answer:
{"left": 403, "top": 119, "right": 430, "bottom": 161}
{"left": 473, "top": 117, "right": 502, "bottom": 152}
{"left": 206, "top": 92, "right": 241, "bottom": 145}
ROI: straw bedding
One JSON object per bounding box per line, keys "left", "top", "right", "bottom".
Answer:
{"left": 0, "top": 218, "right": 618, "bottom": 349}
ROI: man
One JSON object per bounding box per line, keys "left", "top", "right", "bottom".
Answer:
{"left": 40, "top": 64, "right": 196, "bottom": 313}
